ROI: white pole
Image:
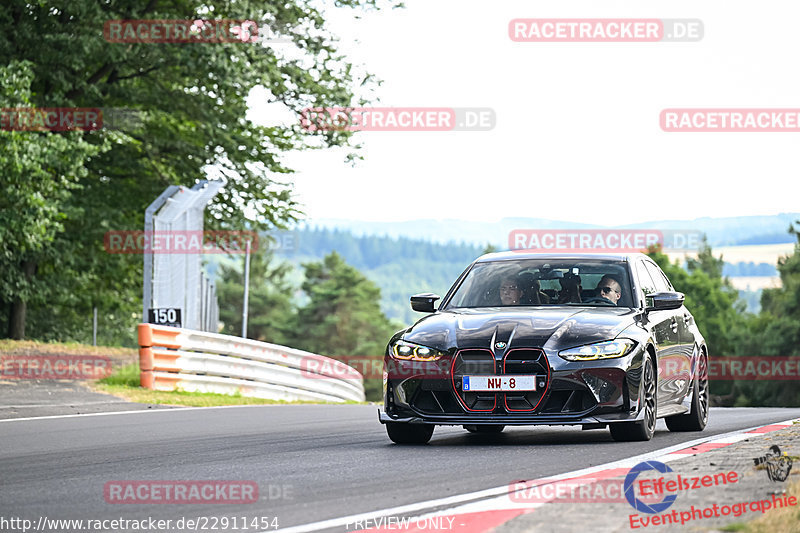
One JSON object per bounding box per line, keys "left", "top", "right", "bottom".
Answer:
{"left": 242, "top": 239, "right": 251, "bottom": 338}
{"left": 92, "top": 307, "right": 98, "bottom": 346}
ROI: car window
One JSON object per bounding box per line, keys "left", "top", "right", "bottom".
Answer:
{"left": 645, "top": 261, "right": 670, "bottom": 292}
{"left": 636, "top": 261, "right": 657, "bottom": 296}
{"left": 444, "top": 259, "right": 633, "bottom": 308}
{"left": 653, "top": 263, "right": 674, "bottom": 290}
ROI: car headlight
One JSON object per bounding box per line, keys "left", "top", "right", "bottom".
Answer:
{"left": 391, "top": 340, "right": 446, "bottom": 361}
{"left": 558, "top": 339, "right": 635, "bottom": 361}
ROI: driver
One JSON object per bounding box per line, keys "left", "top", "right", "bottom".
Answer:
{"left": 499, "top": 277, "right": 522, "bottom": 305}
{"left": 595, "top": 275, "right": 622, "bottom": 305}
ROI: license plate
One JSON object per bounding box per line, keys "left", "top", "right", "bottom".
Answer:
{"left": 462, "top": 375, "right": 536, "bottom": 391}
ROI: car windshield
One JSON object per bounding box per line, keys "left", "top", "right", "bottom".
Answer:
{"left": 443, "top": 259, "right": 633, "bottom": 309}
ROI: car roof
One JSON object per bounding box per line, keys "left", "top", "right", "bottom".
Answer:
{"left": 474, "top": 251, "right": 650, "bottom": 263}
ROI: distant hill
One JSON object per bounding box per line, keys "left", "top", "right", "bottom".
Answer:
{"left": 273, "top": 228, "right": 485, "bottom": 325}
{"left": 271, "top": 226, "right": 788, "bottom": 325}
{"left": 306, "top": 213, "right": 800, "bottom": 249}
{"left": 734, "top": 233, "right": 796, "bottom": 245}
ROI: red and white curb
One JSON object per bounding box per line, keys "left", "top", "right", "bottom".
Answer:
{"left": 394, "top": 418, "right": 799, "bottom": 530}
{"left": 274, "top": 418, "right": 798, "bottom": 533}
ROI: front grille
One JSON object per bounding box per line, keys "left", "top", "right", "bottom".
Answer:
{"left": 452, "top": 349, "right": 496, "bottom": 411}
{"left": 503, "top": 349, "right": 549, "bottom": 411}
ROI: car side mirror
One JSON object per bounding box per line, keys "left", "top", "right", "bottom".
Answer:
{"left": 645, "top": 291, "right": 685, "bottom": 311}
{"left": 410, "top": 293, "right": 440, "bottom": 313}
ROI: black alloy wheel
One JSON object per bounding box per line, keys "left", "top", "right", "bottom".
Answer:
{"left": 665, "top": 352, "right": 709, "bottom": 432}
{"left": 610, "top": 356, "right": 656, "bottom": 442}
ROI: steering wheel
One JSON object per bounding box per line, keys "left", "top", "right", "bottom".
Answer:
{"left": 583, "top": 296, "right": 617, "bottom": 306}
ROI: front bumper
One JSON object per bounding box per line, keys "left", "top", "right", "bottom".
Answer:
{"left": 381, "top": 346, "right": 646, "bottom": 426}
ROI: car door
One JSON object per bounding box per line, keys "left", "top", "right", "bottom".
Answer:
{"left": 635, "top": 260, "right": 683, "bottom": 409}
{"left": 646, "top": 261, "right": 695, "bottom": 398}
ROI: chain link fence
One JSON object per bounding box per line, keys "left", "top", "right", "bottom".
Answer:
{"left": 143, "top": 180, "right": 223, "bottom": 332}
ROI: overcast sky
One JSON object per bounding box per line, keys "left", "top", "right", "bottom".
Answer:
{"left": 249, "top": 0, "right": 800, "bottom": 227}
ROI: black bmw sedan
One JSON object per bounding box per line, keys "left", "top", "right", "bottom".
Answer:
{"left": 379, "top": 252, "right": 709, "bottom": 444}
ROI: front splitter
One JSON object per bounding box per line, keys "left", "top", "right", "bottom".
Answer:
{"left": 378, "top": 408, "right": 644, "bottom": 426}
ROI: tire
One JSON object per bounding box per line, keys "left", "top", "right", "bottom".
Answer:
{"left": 386, "top": 422, "right": 434, "bottom": 444}
{"left": 666, "top": 352, "right": 709, "bottom": 432}
{"left": 463, "top": 425, "right": 505, "bottom": 434}
{"left": 610, "top": 356, "right": 656, "bottom": 442}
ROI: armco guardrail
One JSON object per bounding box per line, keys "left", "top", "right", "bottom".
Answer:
{"left": 137, "top": 324, "right": 365, "bottom": 402}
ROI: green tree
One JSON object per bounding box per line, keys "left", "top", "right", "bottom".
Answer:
{"left": 649, "top": 229, "right": 800, "bottom": 407}
{"left": 0, "top": 60, "right": 104, "bottom": 339}
{"left": 0, "top": 0, "right": 399, "bottom": 342}
{"left": 292, "top": 252, "right": 398, "bottom": 400}
{"left": 648, "top": 238, "right": 744, "bottom": 356}
{"left": 731, "top": 222, "right": 800, "bottom": 406}
{"left": 648, "top": 239, "right": 745, "bottom": 406}
{"left": 759, "top": 221, "right": 800, "bottom": 330}
{"left": 217, "top": 248, "right": 295, "bottom": 344}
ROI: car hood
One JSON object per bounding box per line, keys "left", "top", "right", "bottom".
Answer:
{"left": 402, "top": 307, "right": 638, "bottom": 353}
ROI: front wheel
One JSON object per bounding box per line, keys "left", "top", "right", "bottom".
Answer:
{"left": 666, "top": 352, "right": 709, "bottom": 432}
{"left": 610, "top": 356, "right": 656, "bottom": 442}
{"left": 386, "top": 422, "right": 434, "bottom": 444}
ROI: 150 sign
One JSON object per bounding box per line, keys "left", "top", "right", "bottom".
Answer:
{"left": 148, "top": 308, "right": 182, "bottom": 328}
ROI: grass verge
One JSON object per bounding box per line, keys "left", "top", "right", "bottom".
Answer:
{"left": 720, "top": 480, "right": 800, "bottom": 533}
{"left": 0, "top": 339, "right": 136, "bottom": 361}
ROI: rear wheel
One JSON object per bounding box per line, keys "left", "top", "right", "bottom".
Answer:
{"left": 610, "top": 356, "right": 656, "bottom": 442}
{"left": 666, "top": 352, "right": 709, "bottom": 432}
{"left": 464, "top": 425, "right": 505, "bottom": 434}
{"left": 386, "top": 422, "right": 434, "bottom": 444}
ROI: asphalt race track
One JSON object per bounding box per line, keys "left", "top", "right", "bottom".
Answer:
{"left": 2, "top": 405, "right": 799, "bottom": 532}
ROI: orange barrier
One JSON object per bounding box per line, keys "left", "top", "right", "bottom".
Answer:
{"left": 135, "top": 323, "right": 365, "bottom": 402}
{"left": 137, "top": 323, "right": 183, "bottom": 389}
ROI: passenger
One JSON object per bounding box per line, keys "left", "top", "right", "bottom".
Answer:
{"left": 518, "top": 272, "right": 544, "bottom": 304}
{"left": 595, "top": 275, "right": 622, "bottom": 305}
{"left": 499, "top": 277, "right": 522, "bottom": 305}
{"left": 558, "top": 273, "right": 582, "bottom": 303}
